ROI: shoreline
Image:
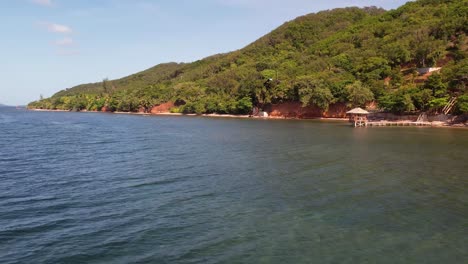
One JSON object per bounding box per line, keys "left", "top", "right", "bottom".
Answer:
{"left": 28, "top": 108, "right": 349, "bottom": 121}
{"left": 27, "top": 108, "right": 467, "bottom": 128}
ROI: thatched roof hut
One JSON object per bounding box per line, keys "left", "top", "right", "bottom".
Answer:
{"left": 347, "top": 107, "right": 369, "bottom": 127}
{"left": 346, "top": 107, "right": 369, "bottom": 115}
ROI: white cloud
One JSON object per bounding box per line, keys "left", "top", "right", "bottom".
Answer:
{"left": 39, "top": 22, "right": 73, "bottom": 34}
{"left": 54, "top": 37, "right": 74, "bottom": 46}
{"left": 36, "top": 22, "right": 77, "bottom": 55}
{"left": 32, "top": 0, "right": 52, "bottom": 6}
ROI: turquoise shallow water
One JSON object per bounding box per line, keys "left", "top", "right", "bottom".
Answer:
{"left": 0, "top": 106, "right": 467, "bottom": 263}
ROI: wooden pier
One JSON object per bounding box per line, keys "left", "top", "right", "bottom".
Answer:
{"left": 365, "top": 121, "right": 434, "bottom": 127}
{"left": 346, "top": 107, "right": 446, "bottom": 127}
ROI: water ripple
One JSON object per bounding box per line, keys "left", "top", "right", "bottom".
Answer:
{"left": 0, "top": 108, "right": 467, "bottom": 263}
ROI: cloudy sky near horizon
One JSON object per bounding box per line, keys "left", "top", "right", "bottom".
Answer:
{"left": 1, "top": 0, "right": 409, "bottom": 105}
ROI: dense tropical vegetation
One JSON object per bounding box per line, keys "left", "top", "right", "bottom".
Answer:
{"left": 29, "top": 0, "right": 468, "bottom": 115}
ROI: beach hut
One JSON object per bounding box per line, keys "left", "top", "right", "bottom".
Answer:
{"left": 346, "top": 107, "right": 369, "bottom": 127}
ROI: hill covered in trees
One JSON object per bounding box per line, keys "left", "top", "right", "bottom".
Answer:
{"left": 29, "top": 0, "right": 468, "bottom": 115}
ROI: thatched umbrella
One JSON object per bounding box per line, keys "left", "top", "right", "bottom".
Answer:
{"left": 346, "top": 107, "right": 369, "bottom": 115}
{"left": 346, "top": 108, "right": 369, "bottom": 127}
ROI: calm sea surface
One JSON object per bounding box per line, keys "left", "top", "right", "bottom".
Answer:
{"left": 0, "top": 106, "right": 467, "bottom": 263}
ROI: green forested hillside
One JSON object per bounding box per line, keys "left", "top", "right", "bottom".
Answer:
{"left": 29, "top": 0, "right": 468, "bottom": 115}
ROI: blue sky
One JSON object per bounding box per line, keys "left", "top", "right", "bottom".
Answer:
{"left": 0, "top": 0, "right": 409, "bottom": 105}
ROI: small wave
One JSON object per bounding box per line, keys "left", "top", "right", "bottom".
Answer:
{"left": 130, "top": 177, "right": 182, "bottom": 188}
{"left": 84, "top": 140, "right": 119, "bottom": 146}
{"left": 1, "top": 195, "right": 58, "bottom": 206}
{"left": 0, "top": 157, "right": 19, "bottom": 162}
{"left": 49, "top": 121, "right": 87, "bottom": 129}
{"left": 1, "top": 200, "right": 79, "bottom": 222}
{"left": 0, "top": 218, "right": 72, "bottom": 239}
{"left": 0, "top": 114, "right": 15, "bottom": 124}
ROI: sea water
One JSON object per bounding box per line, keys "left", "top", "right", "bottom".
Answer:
{"left": 0, "top": 106, "right": 467, "bottom": 263}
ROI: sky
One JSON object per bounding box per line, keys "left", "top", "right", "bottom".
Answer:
{"left": 0, "top": 0, "right": 409, "bottom": 105}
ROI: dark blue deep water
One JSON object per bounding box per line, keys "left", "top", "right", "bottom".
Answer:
{"left": 0, "top": 106, "right": 467, "bottom": 263}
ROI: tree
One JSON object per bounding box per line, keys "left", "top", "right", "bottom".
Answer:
{"left": 173, "top": 82, "right": 205, "bottom": 103}
{"left": 189, "top": 101, "right": 206, "bottom": 114}
{"left": 455, "top": 95, "right": 468, "bottom": 114}
{"left": 357, "top": 57, "right": 391, "bottom": 82}
{"left": 411, "top": 29, "right": 445, "bottom": 67}
{"left": 383, "top": 43, "right": 411, "bottom": 66}
{"left": 412, "top": 89, "right": 433, "bottom": 111}
{"left": 378, "top": 90, "right": 415, "bottom": 114}
{"left": 103, "top": 78, "right": 109, "bottom": 93}
{"left": 296, "top": 76, "right": 334, "bottom": 110}
{"left": 429, "top": 97, "right": 448, "bottom": 113}
{"left": 442, "top": 59, "right": 468, "bottom": 93}
{"left": 425, "top": 73, "right": 447, "bottom": 97}
{"left": 345, "top": 81, "right": 374, "bottom": 107}
{"left": 236, "top": 97, "right": 253, "bottom": 114}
